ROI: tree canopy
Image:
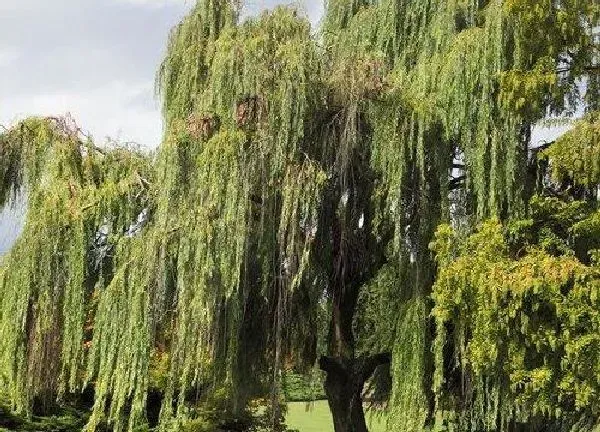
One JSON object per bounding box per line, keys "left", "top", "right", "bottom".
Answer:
{"left": 0, "top": 0, "right": 599, "bottom": 431}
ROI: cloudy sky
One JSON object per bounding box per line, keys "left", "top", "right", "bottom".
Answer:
{"left": 0, "top": 0, "right": 323, "bottom": 148}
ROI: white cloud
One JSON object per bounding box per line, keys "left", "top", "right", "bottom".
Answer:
{"left": 0, "top": 47, "right": 19, "bottom": 68}
{"left": 0, "top": 80, "right": 163, "bottom": 148}
{"left": 0, "top": 0, "right": 192, "bottom": 147}
{"left": 532, "top": 124, "right": 572, "bottom": 147}
{"left": 0, "top": 0, "right": 326, "bottom": 152}
{"left": 0, "top": 195, "right": 25, "bottom": 257}
{"left": 0, "top": 2, "right": 33, "bottom": 12}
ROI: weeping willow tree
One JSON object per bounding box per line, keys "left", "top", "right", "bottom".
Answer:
{"left": 0, "top": 0, "right": 599, "bottom": 431}
{"left": 320, "top": 0, "right": 598, "bottom": 430}
{"left": 0, "top": 117, "right": 152, "bottom": 422}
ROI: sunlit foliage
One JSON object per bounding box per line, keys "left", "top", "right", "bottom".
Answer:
{"left": 544, "top": 113, "right": 600, "bottom": 188}
{"left": 0, "top": 118, "right": 151, "bottom": 423}
{"left": 431, "top": 205, "right": 600, "bottom": 430}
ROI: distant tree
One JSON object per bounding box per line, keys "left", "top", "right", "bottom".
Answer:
{"left": 0, "top": 1, "right": 598, "bottom": 432}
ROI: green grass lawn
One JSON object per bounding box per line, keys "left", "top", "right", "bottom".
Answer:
{"left": 286, "top": 400, "right": 387, "bottom": 432}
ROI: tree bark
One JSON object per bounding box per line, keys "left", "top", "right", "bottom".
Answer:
{"left": 318, "top": 276, "right": 390, "bottom": 432}
{"left": 324, "top": 368, "right": 368, "bottom": 432}
{"left": 319, "top": 354, "right": 391, "bottom": 432}
{"left": 313, "top": 114, "right": 392, "bottom": 430}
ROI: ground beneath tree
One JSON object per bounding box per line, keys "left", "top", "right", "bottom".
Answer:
{"left": 285, "top": 401, "right": 386, "bottom": 432}
{"left": 0, "top": 405, "right": 86, "bottom": 432}
{"left": 0, "top": 400, "right": 388, "bottom": 432}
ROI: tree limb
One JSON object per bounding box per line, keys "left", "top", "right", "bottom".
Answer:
{"left": 319, "top": 356, "right": 348, "bottom": 377}
{"left": 534, "top": 140, "right": 555, "bottom": 151}
{"left": 360, "top": 352, "right": 391, "bottom": 381}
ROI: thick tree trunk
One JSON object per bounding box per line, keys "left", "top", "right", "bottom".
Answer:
{"left": 324, "top": 366, "right": 368, "bottom": 432}
{"left": 314, "top": 122, "right": 392, "bottom": 430}
{"left": 320, "top": 269, "right": 365, "bottom": 432}
{"left": 316, "top": 192, "right": 390, "bottom": 430}
{"left": 319, "top": 354, "right": 391, "bottom": 432}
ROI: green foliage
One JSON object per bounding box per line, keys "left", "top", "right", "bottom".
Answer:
{"left": 544, "top": 113, "right": 600, "bottom": 188}
{"left": 283, "top": 372, "right": 326, "bottom": 402}
{"left": 387, "top": 298, "right": 429, "bottom": 431}
{"left": 0, "top": 118, "right": 151, "bottom": 422}
{"left": 431, "top": 202, "right": 600, "bottom": 430}
{"left": 148, "top": 349, "right": 170, "bottom": 392}
{"left": 156, "top": 0, "right": 237, "bottom": 126}
{"left": 325, "top": 0, "right": 596, "bottom": 222}
{"left": 0, "top": 396, "right": 87, "bottom": 432}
